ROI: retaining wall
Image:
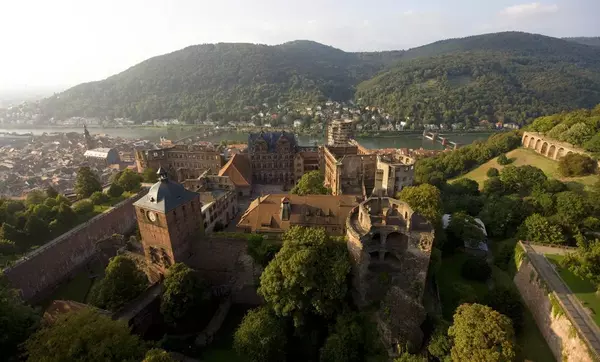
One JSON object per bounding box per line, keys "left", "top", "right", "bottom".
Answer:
{"left": 2, "top": 191, "right": 146, "bottom": 301}
{"left": 514, "top": 250, "right": 595, "bottom": 362}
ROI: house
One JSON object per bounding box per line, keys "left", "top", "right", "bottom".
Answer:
{"left": 218, "top": 154, "right": 252, "bottom": 197}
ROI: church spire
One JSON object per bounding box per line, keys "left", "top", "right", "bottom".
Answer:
{"left": 83, "top": 125, "right": 94, "bottom": 150}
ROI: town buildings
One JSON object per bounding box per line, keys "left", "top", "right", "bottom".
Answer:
{"left": 326, "top": 119, "right": 355, "bottom": 146}
{"left": 374, "top": 153, "right": 415, "bottom": 196}
{"left": 135, "top": 144, "right": 224, "bottom": 182}
{"left": 218, "top": 154, "right": 253, "bottom": 197}
{"left": 236, "top": 194, "right": 359, "bottom": 236}
{"left": 248, "top": 132, "right": 297, "bottom": 185}
{"left": 323, "top": 145, "right": 378, "bottom": 197}
{"left": 83, "top": 148, "right": 121, "bottom": 165}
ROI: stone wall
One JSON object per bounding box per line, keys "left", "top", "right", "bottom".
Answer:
{"left": 514, "top": 253, "right": 595, "bottom": 362}
{"left": 2, "top": 191, "right": 146, "bottom": 301}
{"left": 522, "top": 131, "right": 590, "bottom": 161}
{"left": 190, "top": 235, "right": 262, "bottom": 305}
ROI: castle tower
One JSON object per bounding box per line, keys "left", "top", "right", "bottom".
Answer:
{"left": 134, "top": 167, "right": 204, "bottom": 269}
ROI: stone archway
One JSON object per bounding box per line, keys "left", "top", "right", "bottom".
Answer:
{"left": 540, "top": 142, "right": 548, "bottom": 154}
{"left": 523, "top": 135, "right": 529, "bottom": 147}
{"left": 528, "top": 137, "right": 536, "bottom": 149}
{"left": 547, "top": 145, "right": 556, "bottom": 159}
{"left": 557, "top": 147, "right": 566, "bottom": 159}
{"left": 535, "top": 139, "right": 542, "bottom": 152}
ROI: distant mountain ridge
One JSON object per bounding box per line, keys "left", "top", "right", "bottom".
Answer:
{"left": 563, "top": 37, "right": 600, "bottom": 48}
{"left": 40, "top": 32, "right": 600, "bottom": 125}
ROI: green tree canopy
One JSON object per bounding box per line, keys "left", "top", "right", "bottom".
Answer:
{"left": 446, "top": 212, "right": 486, "bottom": 250}
{"left": 160, "top": 263, "right": 210, "bottom": 326}
{"left": 397, "top": 184, "right": 442, "bottom": 225}
{"left": 518, "top": 213, "right": 565, "bottom": 245}
{"left": 24, "top": 309, "right": 147, "bottom": 362}
{"left": 44, "top": 186, "right": 59, "bottom": 199}
{"left": 233, "top": 306, "right": 288, "bottom": 362}
{"left": 558, "top": 153, "right": 596, "bottom": 176}
{"left": 90, "top": 256, "right": 148, "bottom": 312}
{"left": 258, "top": 227, "right": 351, "bottom": 325}
{"left": 143, "top": 348, "right": 176, "bottom": 362}
{"left": 142, "top": 168, "right": 159, "bottom": 183}
{"left": 117, "top": 169, "right": 143, "bottom": 192}
{"left": 562, "top": 240, "right": 600, "bottom": 285}
{"left": 0, "top": 281, "right": 40, "bottom": 360}
{"left": 25, "top": 189, "right": 47, "bottom": 206}
{"left": 291, "top": 171, "right": 330, "bottom": 195}
{"left": 108, "top": 182, "right": 124, "bottom": 198}
{"left": 500, "top": 165, "right": 547, "bottom": 195}
{"left": 448, "top": 303, "right": 516, "bottom": 362}
{"left": 75, "top": 166, "right": 102, "bottom": 199}
{"left": 319, "top": 312, "right": 374, "bottom": 362}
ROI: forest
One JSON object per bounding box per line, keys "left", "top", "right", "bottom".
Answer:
{"left": 38, "top": 32, "right": 600, "bottom": 126}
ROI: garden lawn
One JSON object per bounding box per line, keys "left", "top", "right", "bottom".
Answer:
{"left": 546, "top": 254, "right": 600, "bottom": 328}
{"left": 452, "top": 148, "right": 597, "bottom": 190}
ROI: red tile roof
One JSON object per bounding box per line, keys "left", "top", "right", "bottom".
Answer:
{"left": 218, "top": 154, "right": 252, "bottom": 187}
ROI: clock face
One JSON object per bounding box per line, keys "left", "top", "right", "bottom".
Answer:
{"left": 147, "top": 211, "right": 157, "bottom": 222}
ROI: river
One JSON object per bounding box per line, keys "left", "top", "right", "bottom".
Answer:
{"left": 0, "top": 127, "right": 495, "bottom": 150}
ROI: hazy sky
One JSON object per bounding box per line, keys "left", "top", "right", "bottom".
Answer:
{"left": 1, "top": 0, "right": 598, "bottom": 91}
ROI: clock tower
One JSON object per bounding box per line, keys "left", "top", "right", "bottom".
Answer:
{"left": 134, "top": 167, "right": 204, "bottom": 269}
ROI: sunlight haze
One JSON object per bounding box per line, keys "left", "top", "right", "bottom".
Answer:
{"left": 1, "top": 0, "right": 598, "bottom": 90}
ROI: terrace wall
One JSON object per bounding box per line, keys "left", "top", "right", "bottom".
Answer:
{"left": 2, "top": 191, "right": 146, "bottom": 301}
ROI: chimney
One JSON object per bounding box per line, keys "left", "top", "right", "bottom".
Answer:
{"left": 280, "top": 197, "right": 291, "bottom": 221}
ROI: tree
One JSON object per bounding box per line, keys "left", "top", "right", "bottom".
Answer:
{"left": 44, "top": 186, "right": 59, "bottom": 199}
{"left": 90, "top": 191, "right": 109, "bottom": 205}
{"left": 108, "top": 182, "right": 124, "bottom": 198}
{"left": 291, "top": 171, "right": 330, "bottom": 195}
{"left": 233, "top": 306, "right": 288, "bottom": 362}
{"left": 446, "top": 212, "right": 486, "bottom": 251}
{"left": 25, "top": 189, "right": 47, "bottom": 206}
{"left": 461, "top": 258, "right": 492, "bottom": 282}
{"left": 448, "top": 304, "right": 516, "bottom": 362}
{"left": 75, "top": 166, "right": 102, "bottom": 199}
{"left": 161, "top": 263, "right": 210, "bottom": 325}
{"left": 25, "top": 215, "right": 50, "bottom": 242}
{"left": 143, "top": 349, "right": 176, "bottom": 362}
{"left": 555, "top": 191, "right": 587, "bottom": 224}
{"left": 397, "top": 184, "right": 442, "bottom": 225}
{"left": 142, "top": 167, "right": 159, "bottom": 183}
{"left": 500, "top": 165, "right": 547, "bottom": 195}
{"left": 117, "top": 169, "right": 143, "bottom": 192}
{"left": 496, "top": 154, "right": 510, "bottom": 165}
{"left": 319, "top": 312, "right": 372, "bottom": 362}
{"left": 53, "top": 203, "right": 77, "bottom": 230}
{"left": 72, "top": 199, "right": 94, "bottom": 215}
{"left": 0, "top": 281, "right": 40, "bottom": 360}
{"left": 427, "top": 321, "right": 452, "bottom": 362}
{"left": 90, "top": 256, "right": 148, "bottom": 311}
{"left": 482, "top": 177, "right": 505, "bottom": 196}
{"left": 24, "top": 309, "right": 147, "bottom": 362}
{"left": 258, "top": 227, "right": 350, "bottom": 325}
{"left": 518, "top": 214, "right": 565, "bottom": 245}
{"left": 247, "top": 234, "right": 281, "bottom": 268}
{"left": 558, "top": 153, "right": 596, "bottom": 176}
{"left": 485, "top": 287, "right": 524, "bottom": 333}
{"left": 486, "top": 167, "right": 499, "bottom": 178}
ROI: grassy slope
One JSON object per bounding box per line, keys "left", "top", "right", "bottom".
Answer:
{"left": 546, "top": 254, "right": 600, "bottom": 328}
{"left": 438, "top": 251, "right": 554, "bottom": 361}
{"left": 453, "top": 148, "right": 597, "bottom": 189}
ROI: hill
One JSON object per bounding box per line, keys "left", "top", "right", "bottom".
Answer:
{"left": 564, "top": 37, "right": 600, "bottom": 48}
{"left": 40, "top": 41, "right": 403, "bottom": 122}
{"left": 355, "top": 32, "right": 600, "bottom": 126}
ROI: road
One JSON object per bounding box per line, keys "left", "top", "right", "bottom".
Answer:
{"left": 524, "top": 243, "right": 600, "bottom": 356}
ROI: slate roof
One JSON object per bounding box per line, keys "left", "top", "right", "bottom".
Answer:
{"left": 248, "top": 131, "right": 297, "bottom": 152}
{"left": 218, "top": 154, "right": 252, "bottom": 187}
{"left": 134, "top": 167, "right": 199, "bottom": 213}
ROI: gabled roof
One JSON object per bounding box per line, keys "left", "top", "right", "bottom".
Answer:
{"left": 134, "top": 168, "right": 199, "bottom": 212}
{"left": 248, "top": 132, "right": 297, "bottom": 152}
{"left": 218, "top": 154, "right": 252, "bottom": 187}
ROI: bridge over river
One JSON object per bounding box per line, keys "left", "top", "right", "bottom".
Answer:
{"left": 422, "top": 131, "right": 461, "bottom": 150}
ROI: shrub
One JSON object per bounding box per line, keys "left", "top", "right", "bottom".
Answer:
{"left": 486, "top": 167, "right": 499, "bottom": 177}
{"left": 107, "top": 183, "right": 124, "bottom": 198}
{"left": 0, "top": 239, "right": 16, "bottom": 254}
{"left": 461, "top": 257, "right": 492, "bottom": 282}
{"left": 558, "top": 153, "right": 596, "bottom": 177}
{"left": 485, "top": 287, "right": 525, "bottom": 332}
{"left": 497, "top": 154, "right": 510, "bottom": 165}
{"left": 72, "top": 200, "right": 94, "bottom": 215}
{"left": 90, "top": 191, "right": 109, "bottom": 205}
